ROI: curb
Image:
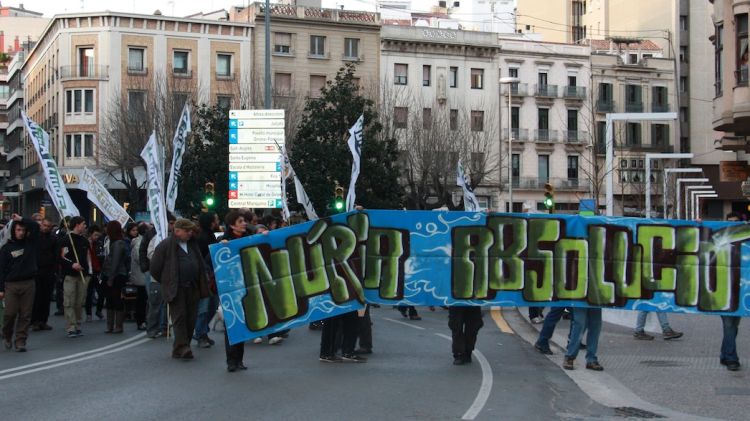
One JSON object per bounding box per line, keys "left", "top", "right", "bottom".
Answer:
{"left": 505, "top": 307, "right": 724, "bottom": 421}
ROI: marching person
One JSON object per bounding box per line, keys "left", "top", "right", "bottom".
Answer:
{"left": 0, "top": 214, "right": 40, "bottom": 352}
{"left": 632, "top": 311, "right": 683, "bottom": 340}
{"left": 142, "top": 213, "right": 176, "bottom": 338}
{"left": 563, "top": 307, "right": 604, "bottom": 371}
{"left": 720, "top": 212, "right": 742, "bottom": 371}
{"left": 84, "top": 225, "right": 105, "bottom": 321}
{"left": 194, "top": 212, "right": 220, "bottom": 348}
{"left": 31, "top": 217, "right": 59, "bottom": 331}
{"left": 150, "top": 219, "right": 210, "bottom": 360}
{"left": 103, "top": 221, "right": 129, "bottom": 334}
{"left": 448, "top": 306, "right": 483, "bottom": 365}
{"left": 129, "top": 223, "right": 149, "bottom": 331}
{"left": 60, "top": 216, "right": 91, "bottom": 338}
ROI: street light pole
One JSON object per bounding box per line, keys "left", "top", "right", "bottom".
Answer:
{"left": 676, "top": 177, "right": 709, "bottom": 219}
{"left": 693, "top": 193, "right": 718, "bottom": 220}
{"left": 500, "top": 77, "right": 519, "bottom": 212}
{"left": 644, "top": 152, "right": 693, "bottom": 219}
{"left": 663, "top": 168, "right": 701, "bottom": 219}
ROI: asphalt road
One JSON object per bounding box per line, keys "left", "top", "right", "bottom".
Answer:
{"left": 1, "top": 306, "right": 615, "bottom": 420}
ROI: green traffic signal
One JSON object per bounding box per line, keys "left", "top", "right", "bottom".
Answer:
{"left": 206, "top": 196, "right": 215, "bottom": 207}
{"left": 334, "top": 199, "right": 344, "bottom": 210}
{"left": 543, "top": 196, "right": 554, "bottom": 209}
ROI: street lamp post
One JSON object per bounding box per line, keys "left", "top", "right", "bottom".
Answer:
{"left": 644, "top": 153, "right": 693, "bottom": 219}
{"left": 663, "top": 168, "right": 702, "bottom": 219}
{"left": 500, "top": 77, "right": 520, "bottom": 212}
{"left": 693, "top": 193, "right": 718, "bottom": 220}
{"left": 676, "top": 178, "right": 709, "bottom": 219}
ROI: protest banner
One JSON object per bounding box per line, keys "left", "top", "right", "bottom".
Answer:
{"left": 210, "top": 210, "right": 750, "bottom": 344}
{"left": 80, "top": 168, "right": 130, "bottom": 226}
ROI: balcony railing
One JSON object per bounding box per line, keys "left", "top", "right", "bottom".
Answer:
{"left": 504, "top": 83, "right": 528, "bottom": 96}
{"left": 510, "top": 177, "right": 591, "bottom": 192}
{"left": 652, "top": 102, "right": 669, "bottom": 112}
{"left": 563, "top": 130, "right": 588, "bottom": 143}
{"left": 625, "top": 101, "right": 644, "bottom": 112}
{"left": 596, "top": 99, "right": 615, "bottom": 113}
{"left": 621, "top": 142, "right": 674, "bottom": 153}
{"left": 563, "top": 86, "right": 586, "bottom": 99}
{"left": 127, "top": 66, "right": 148, "bottom": 76}
{"left": 736, "top": 68, "right": 749, "bottom": 86}
{"left": 556, "top": 178, "right": 591, "bottom": 192}
{"left": 59, "top": 65, "right": 109, "bottom": 80}
{"left": 504, "top": 128, "right": 529, "bottom": 141}
{"left": 535, "top": 84, "right": 558, "bottom": 98}
{"left": 535, "top": 129, "right": 558, "bottom": 142}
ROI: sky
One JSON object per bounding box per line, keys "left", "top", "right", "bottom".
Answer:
{"left": 3, "top": 0, "right": 442, "bottom": 17}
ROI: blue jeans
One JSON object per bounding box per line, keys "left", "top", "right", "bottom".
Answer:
{"left": 566, "top": 308, "right": 602, "bottom": 363}
{"left": 635, "top": 311, "right": 670, "bottom": 333}
{"left": 721, "top": 316, "right": 741, "bottom": 362}
{"left": 536, "top": 307, "right": 567, "bottom": 348}
{"left": 194, "top": 295, "right": 219, "bottom": 339}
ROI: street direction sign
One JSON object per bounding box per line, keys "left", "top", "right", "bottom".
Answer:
{"left": 228, "top": 109, "right": 285, "bottom": 209}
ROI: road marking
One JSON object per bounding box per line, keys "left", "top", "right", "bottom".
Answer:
{"left": 490, "top": 307, "right": 514, "bottom": 334}
{"left": 0, "top": 337, "right": 151, "bottom": 380}
{"left": 382, "top": 317, "right": 426, "bottom": 330}
{"left": 435, "top": 333, "right": 493, "bottom": 420}
{"left": 0, "top": 333, "right": 147, "bottom": 376}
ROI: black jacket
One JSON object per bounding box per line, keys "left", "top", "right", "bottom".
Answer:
{"left": 60, "top": 232, "right": 91, "bottom": 278}
{"left": 139, "top": 228, "right": 156, "bottom": 273}
{"left": 37, "top": 230, "right": 60, "bottom": 274}
{"left": 103, "top": 239, "right": 129, "bottom": 280}
{"left": 0, "top": 218, "right": 40, "bottom": 292}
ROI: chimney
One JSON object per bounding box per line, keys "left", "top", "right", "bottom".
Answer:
{"left": 13, "top": 35, "right": 19, "bottom": 52}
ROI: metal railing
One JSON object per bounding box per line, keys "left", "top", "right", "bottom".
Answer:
{"left": 625, "top": 101, "right": 644, "bottom": 112}
{"left": 59, "top": 65, "right": 109, "bottom": 79}
{"left": 651, "top": 102, "right": 669, "bottom": 112}
{"left": 535, "top": 84, "right": 559, "bottom": 97}
{"left": 509, "top": 177, "right": 591, "bottom": 192}
{"left": 736, "top": 68, "right": 749, "bottom": 86}
{"left": 563, "top": 130, "right": 588, "bottom": 143}
{"left": 505, "top": 83, "right": 528, "bottom": 96}
{"left": 535, "top": 129, "right": 558, "bottom": 142}
{"left": 563, "top": 86, "right": 586, "bottom": 99}
{"left": 504, "top": 128, "right": 529, "bottom": 141}
{"left": 596, "top": 99, "right": 615, "bottom": 112}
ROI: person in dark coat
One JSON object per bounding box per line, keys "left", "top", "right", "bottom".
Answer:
{"left": 194, "top": 212, "right": 220, "bottom": 349}
{"left": 448, "top": 306, "right": 484, "bottom": 365}
{"left": 0, "top": 214, "right": 40, "bottom": 351}
{"left": 150, "top": 219, "right": 209, "bottom": 360}
{"left": 31, "top": 217, "right": 59, "bottom": 331}
{"left": 59, "top": 216, "right": 90, "bottom": 338}
{"left": 103, "top": 221, "right": 129, "bottom": 334}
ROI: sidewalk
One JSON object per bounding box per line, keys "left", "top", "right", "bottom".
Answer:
{"left": 508, "top": 308, "right": 749, "bottom": 421}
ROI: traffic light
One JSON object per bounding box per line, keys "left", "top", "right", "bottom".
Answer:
{"left": 543, "top": 183, "right": 555, "bottom": 213}
{"left": 332, "top": 185, "right": 345, "bottom": 213}
{"left": 205, "top": 182, "right": 216, "bottom": 208}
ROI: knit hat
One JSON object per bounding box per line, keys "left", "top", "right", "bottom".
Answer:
{"left": 174, "top": 218, "right": 196, "bottom": 232}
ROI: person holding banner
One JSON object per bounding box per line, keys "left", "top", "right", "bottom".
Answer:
{"left": 448, "top": 306, "right": 484, "bottom": 365}
{"left": 59, "top": 217, "right": 90, "bottom": 339}
{"left": 150, "top": 219, "right": 209, "bottom": 360}
{"left": 0, "top": 214, "right": 40, "bottom": 352}
{"left": 563, "top": 307, "right": 604, "bottom": 371}
{"left": 721, "top": 213, "right": 743, "bottom": 372}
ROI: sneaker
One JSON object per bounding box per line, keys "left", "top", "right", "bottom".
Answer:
{"left": 181, "top": 349, "right": 194, "bottom": 360}
{"left": 96, "top": 311, "right": 104, "bottom": 320}
{"left": 67, "top": 331, "right": 78, "bottom": 338}
{"left": 531, "top": 316, "right": 544, "bottom": 324}
{"left": 409, "top": 315, "right": 422, "bottom": 321}
{"left": 633, "top": 331, "right": 655, "bottom": 340}
{"left": 268, "top": 336, "right": 283, "bottom": 345}
{"left": 253, "top": 337, "right": 263, "bottom": 344}
{"left": 563, "top": 357, "right": 575, "bottom": 370}
{"left": 342, "top": 353, "right": 367, "bottom": 363}
{"left": 662, "top": 329, "right": 683, "bottom": 340}
{"left": 586, "top": 361, "right": 604, "bottom": 371}
{"left": 237, "top": 362, "right": 248, "bottom": 370}
{"left": 15, "top": 345, "right": 27, "bottom": 352}
{"left": 206, "top": 336, "right": 216, "bottom": 346}
{"left": 137, "top": 323, "right": 147, "bottom": 331}
{"left": 354, "top": 348, "right": 372, "bottom": 355}
{"left": 534, "top": 343, "right": 553, "bottom": 355}
{"left": 580, "top": 342, "right": 587, "bottom": 350}
{"left": 726, "top": 361, "right": 741, "bottom": 371}
{"left": 75, "top": 329, "right": 84, "bottom": 336}
{"left": 319, "top": 355, "right": 343, "bottom": 363}
{"left": 462, "top": 354, "right": 473, "bottom": 364}
{"left": 453, "top": 357, "right": 466, "bottom": 365}
{"left": 198, "top": 337, "right": 212, "bottom": 348}
{"left": 148, "top": 331, "right": 163, "bottom": 339}
{"left": 227, "top": 363, "right": 238, "bottom": 372}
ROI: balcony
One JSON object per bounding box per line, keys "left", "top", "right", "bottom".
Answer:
{"left": 652, "top": 102, "right": 670, "bottom": 112}
{"left": 563, "top": 86, "right": 586, "bottom": 100}
{"left": 126, "top": 66, "right": 149, "bottom": 76}
{"left": 563, "top": 130, "right": 588, "bottom": 143}
{"left": 503, "top": 83, "right": 528, "bottom": 96}
{"left": 59, "top": 65, "right": 109, "bottom": 80}
{"left": 596, "top": 99, "right": 615, "bottom": 113}
{"left": 625, "top": 101, "right": 644, "bottom": 112}
{"left": 535, "top": 84, "right": 558, "bottom": 98}
{"left": 504, "top": 128, "right": 529, "bottom": 141}
{"left": 736, "top": 68, "right": 748, "bottom": 86}
{"left": 621, "top": 142, "right": 674, "bottom": 153}
{"left": 515, "top": 177, "right": 549, "bottom": 190}
{"left": 535, "top": 129, "right": 558, "bottom": 142}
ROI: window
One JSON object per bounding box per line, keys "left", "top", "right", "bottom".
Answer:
{"left": 173, "top": 50, "right": 189, "bottom": 74}
{"left": 625, "top": 84, "right": 642, "bottom": 111}
{"left": 680, "top": 107, "right": 688, "bottom": 122}
{"left": 509, "top": 67, "right": 519, "bottom": 92}
{"left": 127, "top": 90, "right": 145, "bottom": 114}
{"left": 344, "top": 38, "right": 359, "bottom": 59}
{"left": 596, "top": 121, "right": 607, "bottom": 151}
{"left": 470, "top": 68, "right": 484, "bottom": 89}
{"left": 538, "top": 108, "right": 549, "bottom": 130}
{"left": 217, "top": 95, "right": 232, "bottom": 109}
{"left": 511, "top": 106, "right": 519, "bottom": 129}
{"left": 538, "top": 72, "right": 548, "bottom": 86}
{"left": 680, "top": 46, "right": 688, "bottom": 63}
{"left": 680, "top": 76, "right": 687, "bottom": 92}
{"left": 310, "top": 75, "right": 326, "bottom": 97}
{"left": 449, "top": 66, "right": 458, "bottom": 88}
{"left": 538, "top": 155, "right": 549, "bottom": 182}
{"left": 626, "top": 122, "right": 641, "bottom": 145}
{"left": 621, "top": 159, "right": 628, "bottom": 169}
{"left": 680, "top": 15, "right": 688, "bottom": 31}
{"left": 217, "top": 54, "right": 232, "bottom": 77}
{"left": 274, "top": 32, "right": 292, "bottom": 54}
{"left": 511, "top": 154, "right": 520, "bottom": 180}
{"left": 65, "top": 133, "right": 94, "bottom": 158}
{"left": 128, "top": 47, "right": 144, "bottom": 72}
{"left": 78, "top": 47, "right": 94, "bottom": 76}
{"left": 568, "top": 75, "right": 577, "bottom": 86}
{"left": 422, "top": 108, "right": 432, "bottom": 129}
{"left": 737, "top": 14, "right": 748, "bottom": 85}
{"left": 629, "top": 53, "right": 638, "bottom": 64}
{"left": 310, "top": 35, "right": 326, "bottom": 57}
{"left": 394, "top": 107, "right": 408, "bottom": 128}
{"left": 471, "top": 110, "right": 484, "bottom": 131}
{"left": 450, "top": 109, "right": 458, "bottom": 131}
{"left": 716, "top": 24, "right": 724, "bottom": 96}
{"left": 598, "top": 83, "right": 613, "bottom": 101}
{"left": 423, "top": 65, "right": 431, "bottom": 87}
{"left": 394, "top": 63, "right": 408, "bottom": 85}
{"left": 65, "top": 89, "right": 95, "bottom": 114}
{"left": 652, "top": 86, "right": 668, "bottom": 111}
{"left": 274, "top": 73, "right": 292, "bottom": 95}
{"left": 567, "top": 109, "right": 578, "bottom": 131}
{"left": 652, "top": 124, "right": 669, "bottom": 145}
{"left": 567, "top": 155, "right": 579, "bottom": 180}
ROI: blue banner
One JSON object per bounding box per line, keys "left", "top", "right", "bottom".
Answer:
{"left": 210, "top": 210, "right": 750, "bottom": 344}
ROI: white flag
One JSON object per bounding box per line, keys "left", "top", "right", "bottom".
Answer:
{"left": 279, "top": 145, "right": 292, "bottom": 221}
{"left": 80, "top": 168, "right": 130, "bottom": 226}
{"left": 294, "top": 174, "right": 318, "bottom": 221}
{"left": 21, "top": 112, "right": 80, "bottom": 218}
{"left": 0, "top": 222, "right": 12, "bottom": 248}
{"left": 141, "top": 132, "right": 169, "bottom": 244}
{"left": 166, "top": 103, "right": 191, "bottom": 212}
{"left": 457, "top": 160, "right": 480, "bottom": 212}
{"left": 345, "top": 115, "right": 364, "bottom": 212}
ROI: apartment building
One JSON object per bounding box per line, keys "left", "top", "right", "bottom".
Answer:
{"left": 591, "top": 46, "right": 676, "bottom": 217}
{"left": 381, "top": 26, "right": 501, "bottom": 209}
{"left": 0, "top": 51, "right": 25, "bottom": 218}
{"left": 20, "top": 11, "right": 253, "bottom": 219}
{"left": 498, "top": 38, "right": 593, "bottom": 213}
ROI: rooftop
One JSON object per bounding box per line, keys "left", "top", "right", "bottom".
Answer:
{"left": 585, "top": 38, "right": 663, "bottom": 52}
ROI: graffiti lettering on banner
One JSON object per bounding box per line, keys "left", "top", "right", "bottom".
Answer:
{"left": 210, "top": 210, "right": 750, "bottom": 344}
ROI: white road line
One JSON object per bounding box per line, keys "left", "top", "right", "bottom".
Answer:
{"left": 435, "top": 333, "right": 493, "bottom": 421}
{"left": 0, "top": 332, "right": 148, "bottom": 375}
{"left": 0, "top": 338, "right": 152, "bottom": 380}
{"left": 382, "top": 317, "right": 426, "bottom": 330}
